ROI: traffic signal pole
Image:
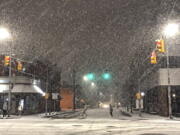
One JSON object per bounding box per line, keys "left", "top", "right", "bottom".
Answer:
{"left": 138, "top": 79, "right": 142, "bottom": 117}
{"left": 166, "top": 39, "right": 172, "bottom": 119}
{"left": 8, "top": 44, "right": 12, "bottom": 116}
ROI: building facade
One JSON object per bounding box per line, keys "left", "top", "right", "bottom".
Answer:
{"left": 0, "top": 76, "right": 45, "bottom": 114}
{"left": 141, "top": 38, "right": 180, "bottom": 116}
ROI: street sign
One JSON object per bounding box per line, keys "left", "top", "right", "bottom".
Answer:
{"left": 52, "top": 93, "right": 59, "bottom": 100}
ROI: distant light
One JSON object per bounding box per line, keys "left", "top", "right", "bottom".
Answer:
{"left": 91, "top": 82, "right": 95, "bottom": 87}
{"left": 102, "top": 104, "right": 109, "bottom": 108}
{"left": 22, "top": 68, "right": 26, "bottom": 72}
{"left": 172, "top": 93, "right": 176, "bottom": 98}
{"left": 83, "top": 75, "right": 88, "bottom": 81}
{"left": 141, "top": 92, "right": 145, "bottom": 97}
{"left": 0, "top": 27, "right": 11, "bottom": 40}
{"left": 164, "top": 23, "right": 179, "bottom": 37}
{"left": 33, "top": 85, "right": 45, "bottom": 96}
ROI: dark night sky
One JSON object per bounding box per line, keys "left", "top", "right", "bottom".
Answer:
{"left": 0, "top": 0, "right": 177, "bottom": 94}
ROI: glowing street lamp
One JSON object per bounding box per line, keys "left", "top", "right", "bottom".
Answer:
{"left": 83, "top": 75, "right": 88, "bottom": 81}
{"left": 0, "top": 27, "right": 11, "bottom": 40}
{"left": 163, "top": 23, "right": 179, "bottom": 37}
{"left": 141, "top": 92, "right": 145, "bottom": 97}
{"left": 91, "top": 82, "right": 95, "bottom": 87}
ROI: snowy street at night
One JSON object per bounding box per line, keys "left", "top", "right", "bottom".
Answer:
{"left": 0, "top": 109, "right": 180, "bottom": 135}
{"left": 0, "top": 1, "right": 180, "bottom": 135}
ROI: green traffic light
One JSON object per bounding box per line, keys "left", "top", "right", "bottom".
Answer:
{"left": 102, "top": 73, "right": 111, "bottom": 80}
{"left": 86, "top": 73, "right": 95, "bottom": 80}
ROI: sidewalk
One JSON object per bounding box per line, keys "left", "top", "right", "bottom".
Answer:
{"left": 0, "top": 110, "right": 82, "bottom": 119}
{"left": 113, "top": 107, "right": 166, "bottom": 120}
{"left": 118, "top": 109, "right": 180, "bottom": 121}
{"left": 41, "top": 110, "right": 81, "bottom": 119}
{"left": 0, "top": 115, "right": 21, "bottom": 119}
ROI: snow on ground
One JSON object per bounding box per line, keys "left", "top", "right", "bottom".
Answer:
{"left": 0, "top": 108, "right": 180, "bottom": 135}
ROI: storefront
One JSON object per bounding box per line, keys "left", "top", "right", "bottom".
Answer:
{"left": 0, "top": 76, "right": 45, "bottom": 115}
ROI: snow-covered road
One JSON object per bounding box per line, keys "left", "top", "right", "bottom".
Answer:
{"left": 0, "top": 108, "right": 180, "bottom": 135}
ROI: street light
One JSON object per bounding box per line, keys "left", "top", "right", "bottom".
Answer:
{"left": 0, "top": 27, "right": 12, "bottom": 116}
{"left": 141, "top": 92, "right": 145, "bottom": 97}
{"left": 163, "top": 23, "right": 179, "bottom": 119}
{"left": 0, "top": 28, "right": 11, "bottom": 40}
{"left": 163, "top": 23, "right": 179, "bottom": 37}
{"left": 83, "top": 75, "right": 88, "bottom": 81}
{"left": 91, "top": 82, "right": 95, "bottom": 87}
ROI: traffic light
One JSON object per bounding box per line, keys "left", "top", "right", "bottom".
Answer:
{"left": 151, "top": 51, "right": 157, "bottom": 64}
{"left": 86, "top": 73, "right": 95, "bottom": 80}
{"left": 155, "top": 39, "right": 165, "bottom": 53}
{"left": 44, "top": 93, "right": 49, "bottom": 99}
{"left": 136, "top": 92, "right": 141, "bottom": 100}
{"left": 102, "top": 73, "right": 111, "bottom": 80}
{"left": 17, "top": 61, "right": 23, "bottom": 71}
{"left": 4, "top": 56, "right": 10, "bottom": 66}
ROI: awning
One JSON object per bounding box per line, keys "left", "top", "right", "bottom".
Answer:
{"left": 12, "top": 85, "right": 39, "bottom": 93}
{"left": 0, "top": 84, "right": 9, "bottom": 93}
{"left": 0, "top": 84, "right": 45, "bottom": 95}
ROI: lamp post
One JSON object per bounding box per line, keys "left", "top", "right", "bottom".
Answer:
{"left": 163, "top": 23, "right": 179, "bottom": 119}
{"left": 0, "top": 27, "right": 12, "bottom": 116}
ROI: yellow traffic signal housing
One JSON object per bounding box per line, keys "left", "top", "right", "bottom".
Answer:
{"left": 44, "top": 93, "right": 49, "bottom": 99}
{"left": 17, "top": 61, "right": 23, "bottom": 71}
{"left": 4, "top": 56, "right": 10, "bottom": 66}
{"left": 156, "top": 39, "right": 165, "bottom": 53}
{"left": 136, "top": 92, "right": 141, "bottom": 100}
{"left": 151, "top": 51, "right": 157, "bottom": 64}
{"left": 160, "top": 39, "right": 165, "bottom": 53}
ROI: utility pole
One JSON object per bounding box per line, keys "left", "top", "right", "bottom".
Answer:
{"left": 137, "top": 53, "right": 142, "bottom": 117}
{"left": 73, "top": 69, "right": 76, "bottom": 111}
{"left": 45, "top": 67, "right": 49, "bottom": 116}
{"left": 59, "top": 69, "right": 62, "bottom": 111}
{"left": 138, "top": 79, "right": 142, "bottom": 117}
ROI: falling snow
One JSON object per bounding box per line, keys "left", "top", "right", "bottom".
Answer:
{"left": 0, "top": 0, "right": 178, "bottom": 104}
